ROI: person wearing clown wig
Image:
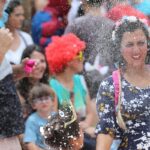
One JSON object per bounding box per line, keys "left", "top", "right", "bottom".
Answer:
{"left": 45, "top": 33, "right": 96, "bottom": 149}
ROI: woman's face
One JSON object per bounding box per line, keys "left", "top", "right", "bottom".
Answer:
{"left": 68, "top": 51, "right": 84, "bottom": 73}
{"left": 30, "top": 51, "right": 47, "bottom": 80}
{"left": 8, "top": 5, "right": 24, "bottom": 29}
{"left": 120, "top": 29, "right": 148, "bottom": 68}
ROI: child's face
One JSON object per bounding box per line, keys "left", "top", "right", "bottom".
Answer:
{"left": 32, "top": 96, "right": 54, "bottom": 113}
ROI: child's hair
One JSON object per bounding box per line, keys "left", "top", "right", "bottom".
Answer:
{"left": 29, "top": 83, "right": 55, "bottom": 104}
{"left": 41, "top": 101, "right": 81, "bottom": 150}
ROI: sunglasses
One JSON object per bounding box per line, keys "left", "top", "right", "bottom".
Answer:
{"left": 32, "top": 96, "right": 52, "bottom": 104}
{"left": 74, "top": 51, "right": 84, "bottom": 61}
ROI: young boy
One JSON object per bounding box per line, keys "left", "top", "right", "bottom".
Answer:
{"left": 23, "top": 83, "right": 57, "bottom": 150}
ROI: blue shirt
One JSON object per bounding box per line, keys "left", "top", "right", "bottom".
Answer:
{"left": 24, "top": 112, "right": 49, "bottom": 149}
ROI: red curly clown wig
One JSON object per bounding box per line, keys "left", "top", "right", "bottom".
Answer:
{"left": 45, "top": 33, "right": 86, "bottom": 74}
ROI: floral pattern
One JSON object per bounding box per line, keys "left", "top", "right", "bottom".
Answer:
{"left": 95, "top": 76, "right": 150, "bottom": 150}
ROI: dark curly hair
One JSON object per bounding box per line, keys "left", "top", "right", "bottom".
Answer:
{"left": 41, "top": 102, "right": 81, "bottom": 150}
{"left": 112, "top": 16, "right": 150, "bottom": 66}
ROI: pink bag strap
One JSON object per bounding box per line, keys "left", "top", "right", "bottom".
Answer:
{"left": 112, "top": 70, "right": 120, "bottom": 107}
{"left": 112, "top": 70, "right": 127, "bottom": 130}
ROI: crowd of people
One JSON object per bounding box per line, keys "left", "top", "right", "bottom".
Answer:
{"left": 0, "top": 0, "right": 150, "bottom": 150}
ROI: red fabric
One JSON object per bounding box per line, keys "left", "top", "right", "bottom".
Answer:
{"left": 41, "top": 17, "right": 62, "bottom": 36}
{"left": 106, "top": 4, "right": 150, "bottom": 25}
{"left": 40, "top": 37, "right": 48, "bottom": 46}
{"left": 46, "top": 0, "right": 70, "bottom": 16}
{"left": 42, "top": 8, "right": 66, "bottom": 35}
{"left": 44, "top": 7, "right": 59, "bottom": 17}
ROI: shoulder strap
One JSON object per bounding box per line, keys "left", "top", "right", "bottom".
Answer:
{"left": 18, "top": 31, "right": 28, "bottom": 46}
{"left": 112, "top": 69, "right": 120, "bottom": 107}
{"left": 112, "top": 69, "right": 127, "bottom": 130}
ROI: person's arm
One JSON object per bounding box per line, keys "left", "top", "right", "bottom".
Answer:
{"left": 79, "top": 75, "right": 96, "bottom": 129}
{"left": 0, "top": 28, "right": 13, "bottom": 64}
{"left": 12, "top": 63, "right": 26, "bottom": 81}
{"left": 69, "top": 128, "right": 84, "bottom": 150}
{"left": 79, "top": 94, "right": 95, "bottom": 130}
{"left": 64, "top": 19, "right": 81, "bottom": 38}
{"left": 26, "top": 143, "right": 42, "bottom": 150}
{"left": 12, "top": 58, "right": 39, "bottom": 81}
{"left": 96, "top": 134, "right": 113, "bottom": 150}
{"left": 84, "top": 126, "right": 96, "bottom": 138}
{"left": 53, "top": 93, "right": 58, "bottom": 112}
{"left": 95, "top": 77, "right": 119, "bottom": 149}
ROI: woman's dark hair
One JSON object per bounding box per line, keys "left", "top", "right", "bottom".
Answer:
{"left": 5, "top": 0, "right": 22, "bottom": 15}
{"left": 17, "top": 44, "right": 49, "bottom": 100}
{"left": 112, "top": 17, "right": 150, "bottom": 65}
{"left": 84, "top": 0, "right": 105, "bottom": 6}
{"left": 31, "top": 0, "right": 36, "bottom": 18}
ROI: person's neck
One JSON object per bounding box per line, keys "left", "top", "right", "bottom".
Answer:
{"left": 37, "top": 110, "right": 51, "bottom": 119}
{"left": 123, "top": 64, "right": 150, "bottom": 88}
{"left": 125, "top": 64, "right": 149, "bottom": 78}
{"left": 56, "top": 69, "right": 74, "bottom": 83}
{"left": 6, "top": 25, "right": 16, "bottom": 34}
{"left": 55, "top": 69, "right": 75, "bottom": 90}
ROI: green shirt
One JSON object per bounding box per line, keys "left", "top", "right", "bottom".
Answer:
{"left": 49, "top": 74, "right": 87, "bottom": 118}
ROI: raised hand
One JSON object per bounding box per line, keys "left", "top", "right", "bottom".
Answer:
{"left": 12, "top": 58, "right": 40, "bottom": 81}
{"left": 0, "top": 28, "right": 13, "bottom": 62}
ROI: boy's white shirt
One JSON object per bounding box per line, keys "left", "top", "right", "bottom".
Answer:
{"left": 0, "top": 57, "right": 12, "bottom": 80}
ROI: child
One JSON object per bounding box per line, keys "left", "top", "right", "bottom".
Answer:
{"left": 41, "top": 101, "right": 83, "bottom": 150}
{"left": 23, "top": 83, "right": 57, "bottom": 150}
